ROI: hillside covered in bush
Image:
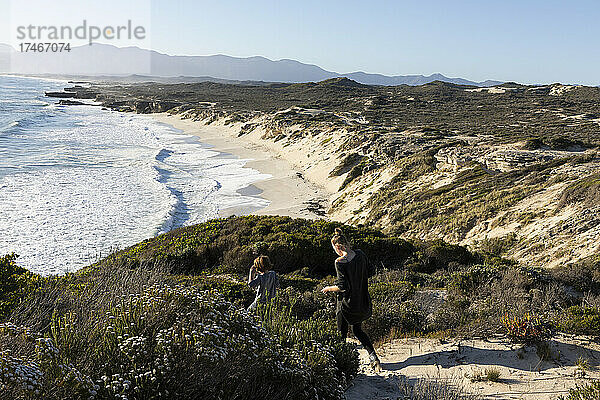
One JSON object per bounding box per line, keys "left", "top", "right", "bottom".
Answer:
{"left": 50, "top": 78, "right": 600, "bottom": 268}
{"left": 2, "top": 216, "right": 600, "bottom": 399}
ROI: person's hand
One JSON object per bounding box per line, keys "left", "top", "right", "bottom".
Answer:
{"left": 321, "top": 286, "right": 333, "bottom": 294}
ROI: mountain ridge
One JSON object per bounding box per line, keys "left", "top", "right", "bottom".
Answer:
{"left": 0, "top": 43, "right": 502, "bottom": 87}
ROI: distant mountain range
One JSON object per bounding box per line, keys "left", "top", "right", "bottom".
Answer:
{"left": 0, "top": 43, "right": 502, "bottom": 87}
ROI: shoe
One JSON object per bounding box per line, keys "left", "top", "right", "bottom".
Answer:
{"left": 369, "top": 352, "right": 381, "bottom": 372}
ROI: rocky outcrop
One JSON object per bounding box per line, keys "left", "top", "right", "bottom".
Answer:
{"left": 46, "top": 87, "right": 182, "bottom": 113}
{"left": 483, "top": 149, "right": 563, "bottom": 172}
{"left": 57, "top": 99, "right": 88, "bottom": 106}
{"left": 45, "top": 91, "right": 77, "bottom": 98}
{"left": 46, "top": 88, "right": 97, "bottom": 99}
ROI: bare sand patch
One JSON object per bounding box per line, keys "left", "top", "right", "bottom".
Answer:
{"left": 347, "top": 335, "right": 600, "bottom": 400}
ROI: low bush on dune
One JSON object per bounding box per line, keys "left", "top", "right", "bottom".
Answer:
{"left": 366, "top": 301, "right": 425, "bottom": 343}
{"left": 399, "top": 376, "right": 481, "bottom": 400}
{"left": 430, "top": 259, "right": 600, "bottom": 338}
{"left": 0, "top": 323, "right": 98, "bottom": 399}
{"left": 560, "top": 381, "right": 600, "bottom": 400}
{"left": 5, "top": 215, "right": 600, "bottom": 398}
{"left": 550, "top": 258, "right": 600, "bottom": 293}
{"left": 447, "top": 264, "right": 503, "bottom": 294}
{"left": 257, "top": 299, "right": 358, "bottom": 390}
{"left": 557, "top": 306, "right": 600, "bottom": 336}
{"left": 172, "top": 273, "right": 256, "bottom": 305}
{"left": 1, "top": 269, "right": 356, "bottom": 400}
{"left": 409, "top": 240, "right": 478, "bottom": 274}
{"left": 275, "top": 278, "right": 426, "bottom": 344}
{"left": 108, "top": 216, "right": 416, "bottom": 275}
{"left": 500, "top": 313, "right": 549, "bottom": 344}
{"left": 0, "top": 253, "right": 37, "bottom": 320}
{"left": 369, "top": 281, "right": 416, "bottom": 305}
{"left": 365, "top": 281, "right": 424, "bottom": 342}
{"left": 427, "top": 263, "right": 578, "bottom": 336}
{"left": 277, "top": 285, "right": 336, "bottom": 321}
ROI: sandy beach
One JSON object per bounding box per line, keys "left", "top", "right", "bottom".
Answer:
{"left": 151, "top": 113, "right": 332, "bottom": 220}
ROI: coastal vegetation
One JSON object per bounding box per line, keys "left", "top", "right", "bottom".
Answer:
{"left": 0, "top": 253, "right": 36, "bottom": 320}
{"left": 49, "top": 78, "right": 600, "bottom": 269}
{"left": 2, "top": 216, "right": 600, "bottom": 398}
{"left": 81, "top": 78, "right": 600, "bottom": 150}
{"left": 561, "top": 381, "right": 600, "bottom": 400}
{"left": 33, "top": 77, "right": 600, "bottom": 397}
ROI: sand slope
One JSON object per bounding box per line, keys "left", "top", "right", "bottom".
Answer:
{"left": 346, "top": 336, "right": 600, "bottom": 400}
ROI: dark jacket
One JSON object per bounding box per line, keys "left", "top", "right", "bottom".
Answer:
{"left": 335, "top": 249, "right": 374, "bottom": 325}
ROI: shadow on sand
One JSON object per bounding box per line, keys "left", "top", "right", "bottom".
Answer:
{"left": 381, "top": 339, "right": 600, "bottom": 373}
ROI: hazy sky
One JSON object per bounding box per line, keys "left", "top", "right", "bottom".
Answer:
{"left": 2, "top": 0, "right": 599, "bottom": 85}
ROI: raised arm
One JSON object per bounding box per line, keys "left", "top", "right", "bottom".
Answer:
{"left": 248, "top": 267, "right": 260, "bottom": 288}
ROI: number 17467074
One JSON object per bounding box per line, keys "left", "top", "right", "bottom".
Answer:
{"left": 18, "top": 43, "right": 71, "bottom": 52}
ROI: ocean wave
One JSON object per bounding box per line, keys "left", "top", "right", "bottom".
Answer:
{"left": 6, "top": 114, "right": 45, "bottom": 130}
{"left": 0, "top": 120, "right": 19, "bottom": 133}
{"left": 155, "top": 169, "right": 186, "bottom": 233}
{"left": 0, "top": 76, "right": 272, "bottom": 274}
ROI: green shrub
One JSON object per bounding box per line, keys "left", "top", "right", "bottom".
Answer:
{"left": 551, "top": 261, "right": 600, "bottom": 294}
{"left": 485, "top": 367, "right": 501, "bottom": 382}
{"left": 412, "top": 240, "right": 478, "bottom": 273}
{"left": 0, "top": 323, "right": 98, "bottom": 399}
{"left": 557, "top": 306, "right": 600, "bottom": 335}
{"left": 279, "top": 275, "right": 320, "bottom": 292}
{"left": 277, "top": 286, "right": 336, "bottom": 321}
{"left": 172, "top": 274, "right": 255, "bottom": 306}
{"left": 425, "top": 295, "right": 472, "bottom": 332}
{"left": 0, "top": 253, "right": 37, "bottom": 320}
{"left": 1, "top": 285, "right": 353, "bottom": 400}
{"left": 576, "top": 356, "right": 592, "bottom": 371}
{"left": 365, "top": 300, "right": 425, "bottom": 343}
{"left": 560, "top": 381, "right": 600, "bottom": 400}
{"left": 370, "top": 281, "right": 416, "bottom": 303}
{"left": 257, "top": 298, "right": 358, "bottom": 389}
{"left": 399, "top": 376, "right": 480, "bottom": 400}
{"left": 470, "top": 367, "right": 501, "bottom": 383}
{"left": 448, "top": 264, "right": 501, "bottom": 295}
{"left": 500, "top": 313, "right": 549, "bottom": 344}
{"left": 106, "top": 216, "right": 415, "bottom": 276}
{"left": 475, "top": 234, "right": 517, "bottom": 256}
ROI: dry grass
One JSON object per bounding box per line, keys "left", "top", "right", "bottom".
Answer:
{"left": 400, "top": 376, "right": 480, "bottom": 400}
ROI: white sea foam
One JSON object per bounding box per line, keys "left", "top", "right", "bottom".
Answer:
{"left": 0, "top": 76, "right": 270, "bottom": 275}
{"left": 0, "top": 120, "right": 19, "bottom": 132}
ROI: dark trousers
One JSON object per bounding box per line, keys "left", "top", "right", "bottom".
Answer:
{"left": 337, "top": 310, "right": 375, "bottom": 355}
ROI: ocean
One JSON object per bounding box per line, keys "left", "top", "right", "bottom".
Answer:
{"left": 0, "top": 76, "right": 269, "bottom": 275}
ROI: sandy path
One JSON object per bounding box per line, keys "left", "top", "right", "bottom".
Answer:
{"left": 346, "top": 336, "right": 600, "bottom": 399}
{"left": 151, "top": 113, "right": 331, "bottom": 220}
